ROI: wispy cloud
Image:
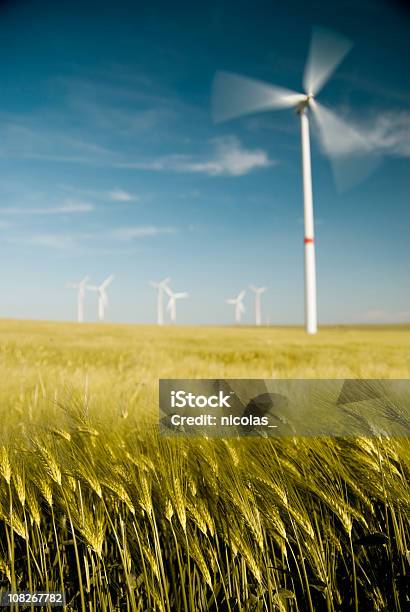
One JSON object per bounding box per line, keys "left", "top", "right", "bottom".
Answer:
{"left": 6, "top": 224, "right": 177, "bottom": 251}
{"left": 0, "top": 108, "right": 273, "bottom": 177}
{"left": 23, "top": 233, "right": 78, "bottom": 250}
{"left": 58, "top": 74, "right": 180, "bottom": 134}
{"left": 366, "top": 111, "right": 410, "bottom": 157}
{"left": 107, "top": 190, "right": 137, "bottom": 202}
{"left": 0, "top": 115, "right": 114, "bottom": 164}
{"left": 0, "top": 200, "right": 94, "bottom": 215}
{"left": 112, "top": 225, "right": 176, "bottom": 240}
{"left": 122, "top": 136, "right": 274, "bottom": 176}
{"left": 338, "top": 72, "right": 410, "bottom": 106}
{"left": 59, "top": 186, "right": 139, "bottom": 202}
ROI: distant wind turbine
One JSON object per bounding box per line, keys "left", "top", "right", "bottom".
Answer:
{"left": 212, "top": 27, "right": 361, "bottom": 334}
{"left": 67, "top": 275, "right": 89, "bottom": 323}
{"left": 165, "top": 286, "right": 189, "bottom": 323}
{"left": 249, "top": 285, "right": 267, "bottom": 326}
{"left": 149, "top": 278, "right": 170, "bottom": 325}
{"left": 227, "top": 290, "right": 246, "bottom": 324}
{"left": 87, "top": 275, "right": 114, "bottom": 321}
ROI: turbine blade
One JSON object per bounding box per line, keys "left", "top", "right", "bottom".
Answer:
{"left": 303, "top": 27, "right": 353, "bottom": 96}
{"left": 311, "top": 100, "right": 380, "bottom": 190}
{"left": 100, "top": 274, "right": 114, "bottom": 290}
{"left": 237, "top": 290, "right": 246, "bottom": 301}
{"left": 175, "top": 292, "right": 188, "bottom": 299}
{"left": 212, "top": 71, "right": 305, "bottom": 123}
{"left": 310, "top": 100, "right": 369, "bottom": 156}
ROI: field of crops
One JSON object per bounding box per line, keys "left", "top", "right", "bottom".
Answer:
{"left": 0, "top": 319, "right": 409, "bottom": 610}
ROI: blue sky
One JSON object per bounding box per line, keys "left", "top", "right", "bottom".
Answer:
{"left": 0, "top": 0, "right": 409, "bottom": 325}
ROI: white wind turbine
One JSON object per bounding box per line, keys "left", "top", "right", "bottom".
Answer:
{"left": 227, "top": 290, "right": 246, "bottom": 324}
{"left": 165, "top": 286, "right": 189, "bottom": 323}
{"left": 250, "top": 285, "right": 267, "bottom": 326}
{"left": 212, "top": 27, "right": 365, "bottom": 334}
{"left": 149, "top": 278, "right": 170, "bottom": 325}
{"left": 87, "top": 275, "right": 114, "bottom": 322}
{"left": 67, "top": 275, "right": 89, "bottom": 323}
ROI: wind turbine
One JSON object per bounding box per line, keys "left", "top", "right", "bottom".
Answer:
{"left": 212, "top": 27, "right": 361, "bottom": 334}
{"left": 165, "top": 286, "right": 189, "bottom": 323}
{"left": 227, "top": 290, "right": 246, "bottom": 324}
{"left": 87, "top": 275, "right": 114, "bottom": 321}
{"left": 249, "top": 285, "right": 267, "bottom": 326}
{"left": 67, "top": 276, "right": 89, "bottom": 323}
{"left": 149, "top": 278, "right": 170, "bottom": 325}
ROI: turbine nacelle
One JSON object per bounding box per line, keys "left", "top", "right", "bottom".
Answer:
{"left": 86, "top": 275, "right": 114, "bottom": 321}
{"left": 150, "top": 277, "right": 171, "bottom": 290}
{"left": 296, "top": 94, "right": 314, "bottom": 114}
{"left": 227, "top": 290, "right": 246, "bottom": 323}
{"left": 164, "top": 285, "right": 189, "bottom": 322}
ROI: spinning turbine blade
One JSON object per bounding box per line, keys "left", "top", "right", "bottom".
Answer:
{"left": 310, "top": 100, "right": 369, "bottom": 157}
{"left": 311, "top": 100, "right": 380, "bottom": 190}
{"left": 303, "top": 27, "right": 353, "bottom": 96}
{"left": 212, "top": 71, "right": 304, "bottom": 123}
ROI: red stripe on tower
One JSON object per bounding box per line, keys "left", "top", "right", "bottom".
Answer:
{"left": 304, "top": 237, "right": 314, "bottom": 244}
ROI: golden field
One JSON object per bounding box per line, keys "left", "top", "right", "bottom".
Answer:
{"left": 1, "top": 319, "right": 409, "bottom": 419}
{"left": 0, "top": 319, "right": 409, "bottom": 611}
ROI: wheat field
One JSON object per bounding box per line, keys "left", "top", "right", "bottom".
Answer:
{"left": 0, "top": 319, "right": 409, "bottom": 610}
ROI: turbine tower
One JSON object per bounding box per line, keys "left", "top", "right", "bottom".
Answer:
{"left": 87, "top": 275, "right": 114, "bottom": 321}
{"left": 67, "top": 276, "right": 89, "bottom": 323}
{"left": 249, "top": 285, "right": 267, "bottom": 326}
{"left": 149, "top": 278, "right": 170, "bottom": 325}
{"left": 212, "top": 28, "right": 358, "bottom": 334}
{"left": 227, "top": 290, "right": 246, "bottom": 324}
{"left": 165, "top": 286, "right": 189, "bottom": 323}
